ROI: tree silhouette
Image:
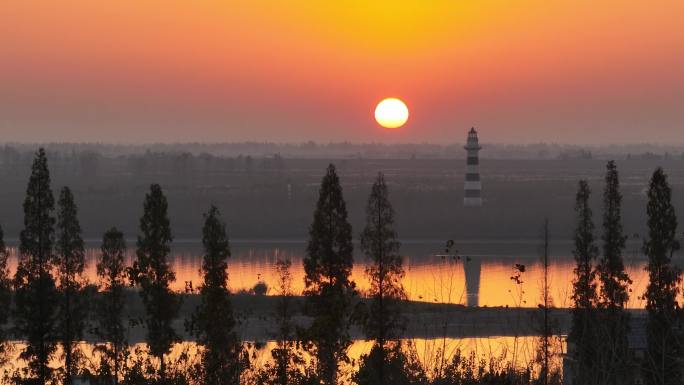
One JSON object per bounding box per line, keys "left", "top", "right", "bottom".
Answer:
{"left": 190, "top": 205, "right": 242, "bottom": 385}
{"left": 130, "top": 184, "right": 180, "bottom": 380}
{"left": 271, "top": 259, "right": 299, "bottom": 385}
{"left": 256, "top": 259, "right": 312, "bottom": 385}
{"left": 357, "top": 172, "right": 406, "bottom": 385}
{"left": 569, "top": 180, "right": 600, "bottom": 384}
{"left": 353, "top": 343, "right": 426, "bottom": 385}
{"left": 55, "top": 186, "right": 87, "bottom": 384}
{"left": 14, "top": 148, "right": 59, "bottom": 384}
{"left": 537, "top": 219, "right": 551, "bottom": 385}
{"left": 301, "top": 164, "right": 355, "bottom": 385}
{"left": 529, "top": 219, "right": 564, "bottom": 385}
{"left": 95, "top": 227, "right": 128, "bottom": 385}
{"left": 0, "top": 225, "right": 11, "bottom": 365}
{"left": 642, "top": 168, "right": 682, "bottom": 385}
{"left": 597, "top": 160, "right": 631, "bottom": 382}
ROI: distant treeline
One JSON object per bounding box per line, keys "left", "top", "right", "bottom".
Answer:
{"left": 2, "top": 144, "right": 684, "bottom": 242}
{"left": 2, "top": 142, "right": 684, "bottom": 160}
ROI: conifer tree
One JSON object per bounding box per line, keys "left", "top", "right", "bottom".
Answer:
{"left": 301, "top": 164, "right": 355, "bottom": 385}
{"left": 0, "top": 225, "right": 11, "bottom": 364}
{"left": 597, "top": 160, "right": 631, "bottom": 382}
{"left": 55, "top": 186, "right": 87, "bottom": 384}
{"left": 190, "top": 205, "right": 241, "bottom": 385}
{"left": 130, "top": 184, "right": 180, "bottom": 380}
{"left": 357, "top": 172, "right": 406, "bottom": 385}
{"left": 95, "top": 227, "right": 128, "bottom": 385}
{"left": 642, "top": 168, "right": 682, "bottom": 385}
{"left": 569, "top": 180, "right": 599, "bottom": 384}
{"left": 14, "top": 148, "right": 59, "bottom": 384}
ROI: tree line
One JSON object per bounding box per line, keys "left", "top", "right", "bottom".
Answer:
{"left": 0, "top": 149, "right": 540, "bottom": 385}
{"left": 568, "top": 161, "right": 684, "bottom": 385}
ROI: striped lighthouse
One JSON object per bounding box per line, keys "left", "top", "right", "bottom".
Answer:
{"left": 463, "top": 127, "right": 482, "bottom": 207}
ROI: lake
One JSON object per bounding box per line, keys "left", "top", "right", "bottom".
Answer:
{"left": 6, "top": 239, "right": 660, "bottom": 377}
{"left": 5, "top": 239, "right": 655, "bottom": 309}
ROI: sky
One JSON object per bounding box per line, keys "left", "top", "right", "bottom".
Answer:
{"left": 1, "top": 1, "right": 683, "bottom": 144}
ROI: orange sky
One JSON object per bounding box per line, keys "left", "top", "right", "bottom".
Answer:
{"left": 1, "top": 1, "right": 683, "bottom": 144}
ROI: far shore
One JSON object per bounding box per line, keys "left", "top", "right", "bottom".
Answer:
{"left": 5, "top": 290, "right": 649, "bottom": 343}
{"left": 1, "top": 238, "right": 656, "bottom": 260}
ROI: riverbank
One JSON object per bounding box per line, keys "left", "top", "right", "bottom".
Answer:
{"left": 3, "top": 289, "right": 651, "bottom": 347}
{"left": 18, "top": 291, "right": 640, "bottom": 343}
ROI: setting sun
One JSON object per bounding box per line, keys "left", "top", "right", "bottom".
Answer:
{"left": 374, "top": 98, "right": 409, "bottom": 129}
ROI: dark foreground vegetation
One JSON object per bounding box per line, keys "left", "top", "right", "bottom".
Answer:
{"left": 0, "top": 149, "right": 682, "bottom": 385}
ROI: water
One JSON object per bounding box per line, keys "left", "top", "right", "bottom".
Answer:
{"left": 3, "top": 337, "right": 561, "bottom": 379}
{"left": 5, "top": 240, "right": 652, "bottom": 308}
{"left": 11, "top": 239, "right": 639, "bottom": 377}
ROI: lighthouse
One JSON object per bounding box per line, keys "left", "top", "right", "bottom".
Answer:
{"left": 463, "top": 127, "right": 482, "bottom": 207}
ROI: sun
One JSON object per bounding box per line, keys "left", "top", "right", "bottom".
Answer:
{"left": 375, "top": 98, "right": 409, "bottom": 128}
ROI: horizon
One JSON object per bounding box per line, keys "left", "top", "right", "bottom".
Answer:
{"left": 4, "top": 140, "right": 684, "bottom": 148}
{"left": 3, "top": 140, "right": 684, "bottom": 161}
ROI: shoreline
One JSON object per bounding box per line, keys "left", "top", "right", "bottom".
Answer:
{"left": 4, "top": 291, "right": 648, "bottom": 344}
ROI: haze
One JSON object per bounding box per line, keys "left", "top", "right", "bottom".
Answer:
{"left": 1, "top": 1, "right": 683, "bottom": 144}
